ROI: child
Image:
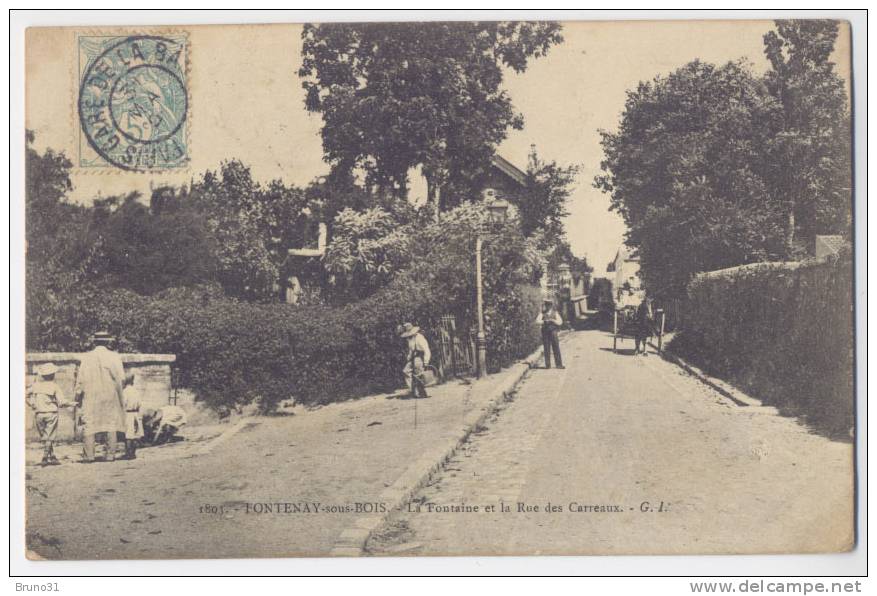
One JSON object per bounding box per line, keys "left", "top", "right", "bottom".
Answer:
{"left": 141, "top": 405, "right": 188, "bottom": 445}
{"left": 26, "top": 363, "right": 72, "bottom": 466}
{"left": 122, "top": 371, "right": 142, "bottom": 460}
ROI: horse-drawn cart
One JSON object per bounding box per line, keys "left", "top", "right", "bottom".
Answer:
{"left": 612, "top": 305, "right": 666, "bottom": 353}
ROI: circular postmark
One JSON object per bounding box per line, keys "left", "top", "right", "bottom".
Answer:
{"left": 78, "top": 35, "right": 188, "bottom": 171}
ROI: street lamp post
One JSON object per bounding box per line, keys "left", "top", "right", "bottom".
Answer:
{"left": 475, "top": 197, "right": 510, "bottom": 378}
{"left": 475, "top": 235, "right": 487, "bottom": 378}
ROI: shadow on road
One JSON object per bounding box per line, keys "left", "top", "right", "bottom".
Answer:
{"left": 598, "top": 347, "right": 642, "bottom": 357}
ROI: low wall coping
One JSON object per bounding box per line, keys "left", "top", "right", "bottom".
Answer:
{"left": 26, "top": 352, "right": 176, "bottom": 364}
{"left": 693, "top": 256, "right": 844, "bottom": 283}
{"left": 693, "top": 260, "right": 804, "bottom": 281}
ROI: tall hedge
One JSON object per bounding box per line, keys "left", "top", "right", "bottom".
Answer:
{"left": 87, "top": 282, "right": 440, "bottom": 409}
{"left": 74, "top": 278, "right": 538, "bottom": 411}
{"left": 669, "top": 255, "right": 854, "bottom": 436}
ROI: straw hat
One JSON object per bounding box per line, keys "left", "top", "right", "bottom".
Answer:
{"left": 91, "top": 331, "right": 115, "bottom": 345}
{"left": 398, "top": 322, "right": 420, "bottom": 338}
{"left": 37, "top": 363, "right": 59, "bottom": 377}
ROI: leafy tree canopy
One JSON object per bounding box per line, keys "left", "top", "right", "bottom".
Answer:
{"left": 25, "top": 130, "right": 76, "bottom": 263}
{"left": 323, "top": 200, "right": 544, "bottom": 304}
{"left": 188, "top": 160, "right": 315, "bottom": 300}
{"left": 595, "top": 21, "right": 851, "bottom": 299}
{"left": 516, "top": 146, "right": 579, "bottom": 243}
{"left": 323, "top": 207, "right": 415, "bottom": 301}
{"left": 763, "top": 20, "right": 852, "bottom": 247}
{"left": 85, "top": 189, "right": 219, "bottom": 295}
{"left": 299, "top": 21, "right": 563, "bottom": 210}
{"left": 595, "top": 59, "right": 788, "bottom": 298}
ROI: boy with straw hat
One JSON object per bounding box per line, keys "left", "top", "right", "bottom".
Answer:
{"left": 26, "top": 363, "right": 73, "bottom": 465}
{"left": 399, "top": 322, "right": 431, "bottom": 398}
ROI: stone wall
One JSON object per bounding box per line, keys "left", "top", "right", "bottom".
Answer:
{"left": 24, "top": 352, "right": 176, "bottom": 442}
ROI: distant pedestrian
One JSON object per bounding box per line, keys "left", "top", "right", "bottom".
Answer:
{"left": 26, "top": 363, "right": 73, "bottom": 466}
{"left": 633, "top": 298, "right": 653, "bottom": 356}
{"left": 537, "top": 299, "right": 564, "bottom": 369}
{"left": 74, "top": 331, "right": 126, "bottom": 463}
{"left": 399, "top": 322, "right": 431, "bottom": 398}
{"left": 122, "top": 372, "right": 142, "bottom": 460}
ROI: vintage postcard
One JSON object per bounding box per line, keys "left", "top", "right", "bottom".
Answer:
{"left": 22, "top": 18, "right": 856, "bottom": 561}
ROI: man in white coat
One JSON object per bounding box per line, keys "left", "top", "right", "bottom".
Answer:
{"left": 75, "top": 331, "right": 126, "bottom": 462}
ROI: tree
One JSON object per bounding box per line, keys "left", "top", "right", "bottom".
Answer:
{"left": 25, "top": 132, "right": 102, "bottom": 349}
{"left": 322, "top": 207, "right": 415, "bottom": 301}
{"left": 185, "top": 162, "right": 277, "bottom": 300}
{"left": 25, "top": 130, "right": 75, "bottom": 263}
{"left": 299, "top": 21, "right": 563, "bottom": 212}
{"left": 84, "top": 189, "right": 219, "bottom": 295}
{"left": 546, "top": 239, "right": 591, "bottom": 277}
{"left": 323, "top": 198, "right": 545, "bottom": 316}
{"left": 188, "top": 160, "right": 315, "bottom": 301}
{"left": 515, "top": 146, "right": 579, "bottom": 242}
{"left": 763, "top": 20, "right": 852, "bottom": 251}
{"left": 595, "top": 59, "right": 788, "bottom": 298}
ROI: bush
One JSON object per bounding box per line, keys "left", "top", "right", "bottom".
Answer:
{"left": 82, "top": 284, "right": 423, "bottom": 410}
{"left": 29, "top": 260, "right": 541, "bottom": 412}
{"left": 26, "top": 202, "right": 545, "bottom": 411}
{"left": 76, "top": 277, "right": 537, "bottom": 411}
{"left": 484, "top": 283, "right": 542, "bottom": 370}
{"left": 669, "top": 255, "right": 854, "bottom": 437}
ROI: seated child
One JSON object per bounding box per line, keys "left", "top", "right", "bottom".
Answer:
{"left": 141, "top": 405, "right": 188, "bottom": 445}
{"left": 26, "top": 363, "right": 73, "bottom": 465}
{"left": 122, "top": 371, "right": 142, "bottom": 459}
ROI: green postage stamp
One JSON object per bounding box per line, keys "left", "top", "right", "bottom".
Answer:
{"left": 77, "top": 34, "right": 188, "bottom": 171}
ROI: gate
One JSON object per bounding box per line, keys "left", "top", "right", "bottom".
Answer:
{"left": 435, "top": 314, "right": 475, "bottom": 378}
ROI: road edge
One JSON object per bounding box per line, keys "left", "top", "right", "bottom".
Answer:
{"left": 648, "top": 337, "right": 764, "bottom": 408}
{"left": 330, "top": 338, "right": 555, "bottom": 556}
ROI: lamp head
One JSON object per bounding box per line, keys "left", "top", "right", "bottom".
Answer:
{"left": 486, "top": 198, "right": 509, "bottom": 224}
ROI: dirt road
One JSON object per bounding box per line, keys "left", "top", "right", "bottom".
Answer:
{"left": 25, "top": 329, "right": 853, "bottom": 559}
{"left": 25, "top": 373, "right": 513, "bottom": 560}
{"left": 367, "top": 330, "right": 855, "bottom": 556}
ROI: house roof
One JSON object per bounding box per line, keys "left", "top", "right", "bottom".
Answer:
{"left": 614, "top": 246, "right": 640, "bottom": 263}
{"left": 490, "top": 154, "right": 527, "bottom": 187}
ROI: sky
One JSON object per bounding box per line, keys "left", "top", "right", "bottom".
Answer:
{"left": 26, "top": 20, "right": 851, "bottom": 277}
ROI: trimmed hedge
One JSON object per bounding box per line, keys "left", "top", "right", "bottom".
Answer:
{"left": 79, "top": 278, "right": 538, "bottom": 410}
{"left": 669, "top": 255, "right": 854, "bottom": 437}
{"left": 75, "top": 282, "right": 418, "bottom": 410}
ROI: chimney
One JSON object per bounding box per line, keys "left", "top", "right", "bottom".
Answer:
{"left": 528, "top": 144, "right": 538, "bottom": 171}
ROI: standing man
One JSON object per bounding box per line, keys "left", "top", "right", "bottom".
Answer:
{"left": 537, "top": 299, "right": 564, "bottom": 369}
{"left": 74, "top": 331, "right": 126, "bottom": 463}
{"left": 399, "top": 322, "right": 431, "bottom": 398}
{"left": 633, "top": 297, "right": 653, "bottom": 356}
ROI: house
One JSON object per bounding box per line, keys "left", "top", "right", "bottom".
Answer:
{"left": 481, "top": 154, "right": 527, "bottom": 201}
{"left": 611, "top": 246, "right": 643, "bottom": 306}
